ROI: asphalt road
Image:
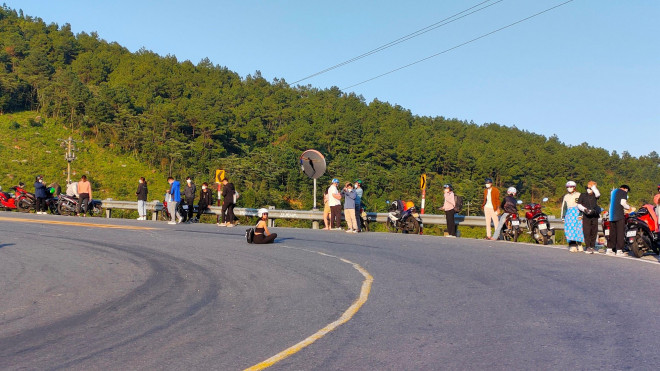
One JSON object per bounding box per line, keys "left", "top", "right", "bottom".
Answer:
{"left": 1, "top": 212, "right": 659, "bottom": 370}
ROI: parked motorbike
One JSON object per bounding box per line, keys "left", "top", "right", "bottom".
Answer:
{"left": 386, "top": 200, "right": 423, "bottom": 234}
{"left": 523, "top": 197, "right": 553, "bottom": 245}
{"left": 57, "top": 194, "right": 103, "bottom": 216}
{"left": 601, "top": 211, "right": 610, "bottom": 247}
{"left": 0, "top": 187, "right": 17, "bottom": 211}
{"left": 11, "top": 184, "right": 35, "bottom": 212}
{"left": 498, "top": 200, "right": 523, "bottom": 242}
{"left": 44, "top": 195, "right": 60, "bottom": 214}
{"left": 626, "top": 204, "right": 660, "bottom": 258}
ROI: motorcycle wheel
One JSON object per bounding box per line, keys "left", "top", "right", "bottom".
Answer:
{"left": 532, "top": 227, "right": 549, "bottom": 245}
{"left": 58, "top": 202, "right": 75, "bottom": 216}
{"left": 403, "top": 216, "right": 421, "bottom": 235}
{"left": 17, "top": 198, "right": 32, "bottom": 213}
{"left": 89, "top": 203, "right": 103, "bottom": 217}
{"left": 512, "top": 228, "right": 520, "bottom": 242}
{"left": 630, "top": 232, "right": 651, "bottom": 258}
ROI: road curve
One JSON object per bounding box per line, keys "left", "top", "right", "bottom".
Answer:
{"left": 1, "top": 212, "right": 660, "bottom": 370}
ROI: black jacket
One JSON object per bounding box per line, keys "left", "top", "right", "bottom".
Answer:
{"left": 577, "top": 192, "right": 600, "bottom": 218}
{"left": 199, "top": 189, "right": 212, "bottom": 206}
{"left": 501, "top": 195, "right": 518, "bottom": 214}
{"left": 184, "top": 183, "right": 196, "bottom": 202}
{"left": 221, "top": 183, "right": 235, "bottom": 205}
{"left": 136, "top": 183, "right": 148, "bottom": 201}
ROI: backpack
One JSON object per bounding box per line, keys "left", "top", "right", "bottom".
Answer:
{"left": 454, "top": 194, "right": 463, "bottom": 213}
{"left": 245, "top": 227, "right": 255, "bottom": 243}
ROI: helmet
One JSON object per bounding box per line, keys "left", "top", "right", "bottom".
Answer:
{"left": 332, "top": 178, "right": 339, "bottom": 184}
{"left": 507, "top": 186, "right": 517, "bottom": 195}
{"left": 443, "top": 184, "right": 453, "bottom": 190}
{"left": 258, "top": 208, "right": 269, "bottom": 218}
{"left": 485, "top": 178, "right": 493, "bottom": 184}
{"left": 355, "top": 180, "right": 362, "bottom": 184}
{"left": 565, "top": 181, "right": 576, "bottom": 188}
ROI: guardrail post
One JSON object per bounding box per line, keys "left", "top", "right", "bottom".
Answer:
{"left": 268, "top": 206, "right": 275, "bottom": 228}
{"left": 105, "top": 208, "right": 112, "bottom": 219}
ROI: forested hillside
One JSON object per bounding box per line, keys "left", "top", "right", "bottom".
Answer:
{"left": 1, "top": 6, "right": 658, "bottom": 211}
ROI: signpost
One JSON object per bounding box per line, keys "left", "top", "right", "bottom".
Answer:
{"left": 300, "top": 150, "right": 326, "bottom": 229}
{"left": 215, "top": 169, "right": 225, "bottom": 224}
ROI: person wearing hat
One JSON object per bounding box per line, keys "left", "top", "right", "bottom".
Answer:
{"left": 482, "top": 178, "right": 500, "bottom": 240}
{"left": 577, "top": 181, "right": 601, "bottom": 254}
{"left": 254, "top": 208, "right": 277, "bottom": 244}
{"left": 561, "top": 181, "right": 584, "bottom": 252}
{"left": 328, "top": 178, "right": 342, "bottom": 230}
{"left": 608, "top": 185, "right": 634, "bottom": 256}
{"left": 354, "top": 180, "right": 364, "bottom": 232}
{"left": 492, "top": 186, "right": 519, "bottom": 240}
{"left": 341, "top": 182, "right": 358, "bottom": 233}
{"left": 441, "top": 184, "right": 457, "bottom": 237}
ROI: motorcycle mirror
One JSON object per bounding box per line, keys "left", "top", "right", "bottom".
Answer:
{"left": 517, "top": 200, "right": 523, "bottom": 204}
{"left": 542, "top": 197, "right": 548, "bottom": 202}
{"left": 386, "top": 200, "right": 390, "bottom": 204}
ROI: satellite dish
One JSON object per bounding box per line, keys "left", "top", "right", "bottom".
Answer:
{"left": 300, "top": 150, "right": 326, "bottom": 179}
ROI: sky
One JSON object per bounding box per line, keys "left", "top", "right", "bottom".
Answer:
{"left": 9, "top": 0, "right": 659, "bottom": 157}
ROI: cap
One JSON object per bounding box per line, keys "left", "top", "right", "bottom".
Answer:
{"left": 485, "top": 178, "right": 493, "bottom": 184}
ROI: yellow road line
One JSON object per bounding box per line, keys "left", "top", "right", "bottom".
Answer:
{"left": 0, "top": 216, "right": 158, "bottom": 230}
{"left": 245, "top": 249, "right": 373, "bottom": 371}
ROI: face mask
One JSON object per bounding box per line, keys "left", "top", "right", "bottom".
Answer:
{"left": 587, "top": 189, "right": 593, "bottom": 194}
{"left": 444, "top": 189, "right": 450, "bottom": 193}
{"left": 187, "top": 180, "right": 191, "bottom": 184}
{"left": 485, "top": 184, "right": 491, "bottom": 189}
{"left": 139, "top": 180, "right": 143, "bottom": 183}
{"left": 354, "top": 184, "right": 359, "bottom": 188}
{"left": 202, "top": 186, "right": 207, "bottom": 190}
{"left": 567, "top": 187, "right": 575, "bottom": 193}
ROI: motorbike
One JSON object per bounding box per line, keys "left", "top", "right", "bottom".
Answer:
{"left": 57, "top": 194, "right": 103, "bottom": 216}
{"left": 44, "top": 195, "right": 60, "bottom": 214}
{"left": 11, "top": 184, "right": 35, "bottom": 212}
{"left": 386, "top": 200, "right": 423, "bottom": 234}
{"left": 498, "top": 200, "right": 523, "bottom": 242}
{"left": 523, "top": 197, "right": 553, "bottom": 245}
{"left": 601, "top": 211, "right": 610, "bottom": 247}
{"left": 626, "top": 204, "right": 660, "bottom": 258}
{"left": 0, "top": 187, "right": 17, "bottom": 210}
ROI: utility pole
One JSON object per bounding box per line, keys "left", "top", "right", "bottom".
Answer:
{"left": 58, "top": 136, "right": 80, "bottom": 184}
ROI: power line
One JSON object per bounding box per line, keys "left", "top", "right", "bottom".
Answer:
{"left": 292, "top": 0, "right": 504, "bottom": 85}
{"left": 342, "top": 0, "right": 574, "bottom": 90}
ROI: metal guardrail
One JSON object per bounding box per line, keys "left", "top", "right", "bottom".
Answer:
{"left": 100, "top": 199, "right": 568, "bottom": 230}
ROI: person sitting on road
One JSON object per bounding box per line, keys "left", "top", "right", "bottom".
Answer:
{"left": 492, "top": 187, "right": 519, "bottom": 240}
{"left": 253, "top": 208, "right": 277, "bottom": 244}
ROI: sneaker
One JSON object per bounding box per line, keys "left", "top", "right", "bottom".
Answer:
{"left": 569, "top": 246, "right": 578, "bottom": 253}
{"left": 606, "top": 248, "right": 615, "bottom": 256}
{"left": 218, "top": 222, "right": 226, "bottom": 227}
{"left": 585, "top": 248, "right": 595, "bottom": 254}
{"left": 577, "top": 246, "right": 584, "bottom": 252}
{"left": 168, "top": 221, "right": 176, "bottom": 225}
{"left": 226, "top": 223, "right": 235, "bottom": 228}
{"left": 177, "top": 217, "right": 183, "bottom": 224}
{"left": 616, "top": 250, "right": 626, "bottom": 256}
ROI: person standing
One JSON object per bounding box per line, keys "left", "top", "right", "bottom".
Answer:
{"left": 354, "top": 180, "right": 364, "bottom": 232}
{"left": 196, "top": 182, "right": 212, "bottom": 222}
{"left": 220, "top": 178, "right": 236, "bottom": 227}
{"left": 577, "top": 181, "right": 601, "bottom": 254}
{"left": 441, "top": 184, "right": 457, "bottom": 237}
{"left": 341, "top": 182, "right": 358, "bottom": 233}
{"left": 167, "top": 177, "right": 182, "bottom": 225}
{"left": 607, "top": 185, "right": 634, "bottom": 256}
{"left": 323, "top": 188, "right": 331, "bottom": 230}
{"left": 328, "top": 179, "right": 342, "bottom": 230}
{"left": 136, "top": 177, "right": 148, "bottom": 220}
{"left": 77, "top": 175, "right": 92, "bottom": 217}
{"left": 181, "top": 176, "right": 196, "bottom": 223}
{"left": 654, "top": 184, "right": 660, "bottom": 229}
{"left": 561, "top": 181, "right": 584, "bottom": 252}
{"left": 482, "top": 178, "right": 500, "bottom": 240}
{"left": 34, "top": 175, "right": 47, "bottom": 215}
{"left": 492, "top": 187, "right": 519, "bottom": 240}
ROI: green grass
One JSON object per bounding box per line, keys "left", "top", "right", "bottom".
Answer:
{"left": 0, "top": 111, "right": 168, "bottom": 200}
